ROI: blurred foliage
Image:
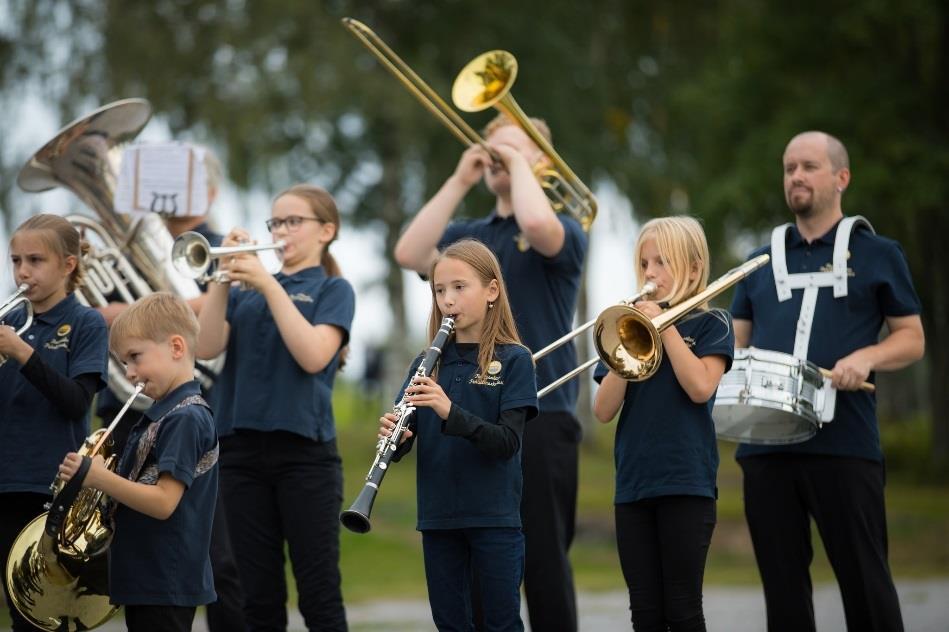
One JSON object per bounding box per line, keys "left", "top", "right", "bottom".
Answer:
{"left": 1, "top": 0, "right": 946, "bottom": 464}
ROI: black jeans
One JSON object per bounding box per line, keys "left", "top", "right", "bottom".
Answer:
{"left": 206, "top": 489, "right": 248, "bottom": 632}
{"left": 1, "top": 492, "right": 51, "bottom": 631}
{"left": 125, "top": 604, "right": 195, "bottom": 632}
{"left": 220, "top": 430, "right": 347, "bottom": 632}
{"left": 615, "top": 496, "right": 716, "bottom": 632}
{"left": 740, "top": 454, "right": 904, "bottom": 632}
{"left": 519, "top": 410, "right": 581, "bottom": 632}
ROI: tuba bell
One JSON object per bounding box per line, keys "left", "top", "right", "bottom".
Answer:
{"left": 4, "top": 384, "right": 144, "bottom": 631}
{"left": 16, "top": 99, "right": 214, "bottom": 408}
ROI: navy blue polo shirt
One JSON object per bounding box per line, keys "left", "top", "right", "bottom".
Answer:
{"left": 731, "top": 220, "right": 921, "bottom": 462}
{"left": 211, "top": 266, "right": 355, "bottom": 441}
{"left": 96, "top": 222, "right": 223, "bottom": 414}
{"left": 398, "top": 342, "right": 538, "bottom": 530}
{"left": 0, "top": 293, "right": 108, "bottom": 494}
{"left": 594, "top": 310, "right": 734, "bottom": 504}
{"left": 110, "top": 379, "right": 217, "bottom": 606}
{"left": 440, "top": 212, "right": 586, "bottom": 414}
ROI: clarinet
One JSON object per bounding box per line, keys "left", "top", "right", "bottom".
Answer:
{"left": 340, "top": 316, "right": 455, "bottom": 534}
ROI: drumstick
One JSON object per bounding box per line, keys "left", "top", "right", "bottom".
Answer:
{"left": 817, "top": 368, "right": 876, "bottom": 393}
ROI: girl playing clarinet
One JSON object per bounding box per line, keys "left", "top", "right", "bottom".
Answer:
{"left": 379, "top": 239, "right": 538, "bottom": 631}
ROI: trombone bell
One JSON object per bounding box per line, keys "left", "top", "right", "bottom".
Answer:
{"left": 593, "top": 306, "right": 662, "bottom": 381}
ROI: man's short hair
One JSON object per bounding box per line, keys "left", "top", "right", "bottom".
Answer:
{"left": 111, "top": 293, "right": 199, "bottom": 356}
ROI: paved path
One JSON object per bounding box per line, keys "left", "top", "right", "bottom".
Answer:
{"left": 98, "top": 579, "right": 949, "bottom": 631}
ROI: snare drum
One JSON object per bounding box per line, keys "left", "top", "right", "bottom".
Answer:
{"left": 713, "top": 347, "right": 836, "bottom": 445}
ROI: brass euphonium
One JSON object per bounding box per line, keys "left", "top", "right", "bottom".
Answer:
{"left": 16, "top": 99, "right": 213, "bottom": 408}
{"left": 342, "top": 18, "right": 597, "bottom": 231}
{"left": 4, "top": 384, "right": 144, "bottom": 631}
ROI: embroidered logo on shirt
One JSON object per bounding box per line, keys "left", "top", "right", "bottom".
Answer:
{"left": 818, "top": 262, "right": 856, "bottom": 277}
{"left": 682, "top": 336, "right": 697, "bottom": 349}
{"left": 513, "top": 233, "right": 530, "bottom": 253}
{"left": 289, "top": 292, "right": 314, "bottom": 303}
{"left": 44, "top": 327, "right": 71, "bottom": 351}
{"left": 469, "top": 374, "right": 504, "bottom": 386}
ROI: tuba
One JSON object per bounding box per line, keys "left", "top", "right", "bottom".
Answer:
{"left": 17, "top": 99, "right": 208, "bottom": 408}
{"left": 4, "top": 384, "right": 144, "bottom": 631}
{"left": 342, "top": 18, "right": 597, "bottom": 231}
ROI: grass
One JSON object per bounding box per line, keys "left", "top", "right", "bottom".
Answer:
{"left": 335, "top": 383, "right": 949, "bottom": 601}
{"left": 3, "top": 383, "right": 947, "bottom": 627}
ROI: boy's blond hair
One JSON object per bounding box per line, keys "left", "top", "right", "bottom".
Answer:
{"left": 111, "top": 293, "right": 199, "bottom": 358}
{"left": 481, "top": 113, "right": 552, "bottom": 145}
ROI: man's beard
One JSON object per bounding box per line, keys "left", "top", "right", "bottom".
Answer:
{"left": 787, "top": 188, "right": 818, "bottom": 218}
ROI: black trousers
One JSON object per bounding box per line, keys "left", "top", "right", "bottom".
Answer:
{"left": 520, "top": 410, "right": 580, "bottom": 632}
{"left": 1, "top": 492, "right": 50, "bottom": 631}
{"left": 125, "top": 604, "right": 195, "bottom": 632}
{"left": 615, "top": 496, "right": 716, "bottom": 632}
{"left": 220, "top": 430, "right": 347, "bottom": 632}
{"left": 740, "top": 454, "right": 904, "bottom": 632}
{"left": 207, "top": 489, "right": 248, "bottom": 632}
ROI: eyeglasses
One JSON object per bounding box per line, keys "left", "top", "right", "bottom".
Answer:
{"left": 264, "top": 215, "right": 323, "bottom": 232}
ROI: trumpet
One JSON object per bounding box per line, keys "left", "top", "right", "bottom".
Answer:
{"left": 0, "top": 284, "right": 33, "bottom": 363}
{"left": 341, "top": 316, "right": 456, "bottom": 534}
{"left": 171, "top": 231, "right": 286, "bottom": 284}
{"left": 5, "top": 383, "right": 145, "bottom": 631}
{"left": 342, "top": 18, "right": 597, "bottom": 231}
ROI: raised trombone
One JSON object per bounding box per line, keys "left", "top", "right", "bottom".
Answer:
{"left": 171, "top": 231, "right": 285, "bottom": 284}
{"left": 341, "top": 18, "right": 597, "bottom": 231}
{"left": 535, "top": 255, "right": 771, "bottom": 395}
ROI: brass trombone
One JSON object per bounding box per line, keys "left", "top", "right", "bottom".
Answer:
{"left": 341, "top": 18, "right": 598, "bottom": 231}
{"left": 171, "top": 231, "right": 286, "bottom": 285}
{"left": 535, "top": 255, "right": 771, "bottom": 395}
{"left": 535, "top": 282, "right": 656, "bottom": 398}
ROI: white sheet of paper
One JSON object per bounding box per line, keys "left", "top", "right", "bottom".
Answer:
{"left": 114, "top": 142, "right": 210, "bottom": 217}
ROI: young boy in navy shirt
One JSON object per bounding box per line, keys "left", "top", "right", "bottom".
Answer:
{"left": 60, "top": 292, "right": 218, "bottom": 632}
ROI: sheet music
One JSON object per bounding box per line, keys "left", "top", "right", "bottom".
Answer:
{"left": 114, "top": 142, "right": 210, "bottom": 217}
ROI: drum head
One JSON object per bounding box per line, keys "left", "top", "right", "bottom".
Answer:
{"left": 714, "top": 401, "right": 817, "bottom": 445}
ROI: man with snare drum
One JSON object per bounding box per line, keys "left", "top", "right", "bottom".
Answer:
{"left": 728, "top": 131, "right": 924, "bottom": 632}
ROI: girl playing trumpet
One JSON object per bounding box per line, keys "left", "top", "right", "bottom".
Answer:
{"left": 1, "top": 214, "right": 109, "bottom": 630}
{"left": 196, "top": 184, "right": 354, "bottom": 630}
